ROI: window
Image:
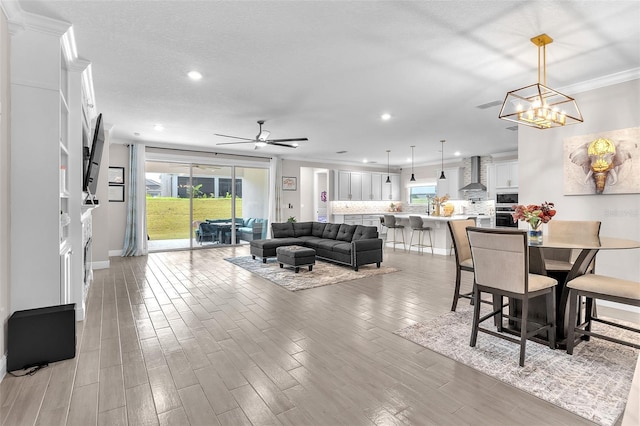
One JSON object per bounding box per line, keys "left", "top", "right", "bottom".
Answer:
{"left": 409, "top": 185, "right": 436, "bottom": 204}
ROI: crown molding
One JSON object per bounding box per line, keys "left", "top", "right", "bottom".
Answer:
{"left": 1, "top": 1, "right": 70, "bottom": 37}
{"left": 561, "top": 68, "right": 640, "bottom": 95}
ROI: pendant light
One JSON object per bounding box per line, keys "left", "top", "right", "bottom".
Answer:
{"left": 385, "top": 150, "right": 391, "bottom": 183}
{"left": 439, "top": 140, "right": 446, "bottom": 180}
{"left": 499, "top": 34, "right": 583, "bottom": 129}
{"left": 409, "top": 145, "right": 416, "bottom": 182}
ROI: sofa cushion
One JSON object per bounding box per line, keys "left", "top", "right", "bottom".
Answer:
{"left": 245, "top": 218, "right": 255, "bottom": 227}
{"left": 311, "top": 222, "right": 326, "bottom": 237}
{"left": 272, "top": 222, "right": 295, "bottom": 238}
{"left": 322, "top": 223, "right": 341, "bottom": 239}
{"left": 293, "top": 221, "right": 313, "bottom": 237}
{"left": 352, "top": 225, "right": 379, "bottom": 241}
{"left": 333, "top": 242, "right": 353, "bottom": 255}
{"left": 337, "top": 224, "right": 357, "bottom": 242}
{"left": 316, "top": 239, "right": 342, "bottom": 251}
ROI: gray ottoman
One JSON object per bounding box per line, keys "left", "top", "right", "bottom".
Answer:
{"left": 276, "top": 245, "right": 316, "bottom": 273}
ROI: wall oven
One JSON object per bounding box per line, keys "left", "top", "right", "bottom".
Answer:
{"left": 495, "top": 207, "right": 518, "bottom": 228}
{"left": 496, "top": 192, "right": 518, "bottom": 205}
{"left": 495, "top": 192, "right": 518, "bottom": 228}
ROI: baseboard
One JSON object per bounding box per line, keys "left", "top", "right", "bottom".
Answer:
{"left": 108, "top": 249, "right": 121, "bottom": 257}
{"left": 0, "top": 353, "right": 6, "bottom": 383}
{"left": 92, "top": 260, "right": 110, "bottom": 270}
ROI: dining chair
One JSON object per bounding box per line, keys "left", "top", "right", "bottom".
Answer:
{"left": 467, "top": 227, "right": 557, "bottom": 367}
{"left": 566, "top": 274, "right": 640, "bottom": 354}
{"left": 447, "top": 219, "right": 476, "bottom": 311}
{"left": 544, "top": 220, "right": 601, "bottom": 273}
{"left": 383, "top": 214, "right": 405, "bottom": 251}
{"left": 408, "top": 216, "right": 433, "bottom": 254}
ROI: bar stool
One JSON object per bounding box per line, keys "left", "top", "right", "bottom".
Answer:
{"left": 383, "top": 214, "right": 405, "bottom": 251}
{"left": 379, "top": 216, "right": 388, "bottom": 250}
{"left": 409, "top": 215, "right": 433, "bottom": 254}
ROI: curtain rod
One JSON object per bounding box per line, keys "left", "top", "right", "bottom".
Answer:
{"left": 144, "top": 145, "right": 273, "bottom": 160}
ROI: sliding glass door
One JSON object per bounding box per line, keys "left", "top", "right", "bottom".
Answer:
{"left": 145, "top": 159, "right": 269, "bottom": 252}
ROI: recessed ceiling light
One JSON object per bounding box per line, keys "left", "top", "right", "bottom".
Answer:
{"left": 154, "top": 124, "right": 164, "bottom": 131}
{"left": 381, "top": 113, "right": 391, "bottom": 121}
{"left": 187, "top": 71, "right": 202, "bottom": 80}
{"left": 454, "top": 151, "right": 461, "bottom": 156}
{"left": 363, "top": 159, "right": 368, "bottom": 163}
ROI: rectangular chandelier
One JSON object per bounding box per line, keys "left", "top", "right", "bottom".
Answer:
{"left": 499, "top": 34, "right": 583, "bottom": 129}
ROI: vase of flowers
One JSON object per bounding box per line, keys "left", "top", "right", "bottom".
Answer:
{"left": 511, "top": 202, "right": 556, "bottom": 244}
{"left": 432, "top": 195, "right": 449, "bottom": 217}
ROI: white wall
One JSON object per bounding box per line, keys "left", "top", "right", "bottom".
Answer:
{"left": 0, "top": 8, "right": 10, "bottom": 380}
{"left": 519, "top": 79, "right": 640, "bottom": 282}
{"left": 90, "top": 127, "right": 111, "bottom": 268}
{"left": 108, "top": 143, "right": 129, "bottom": 254}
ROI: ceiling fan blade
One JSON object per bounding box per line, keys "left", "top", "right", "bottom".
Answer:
{"left": 266, "top": 138, "right": 308, "bottom": 143}
{"left": 268, "top": 142, "right": 298, "bottom": 148}
{"left": 215, "top": 141, "right": 256, "bottom": 145}
{"left": 214, "top": 133, "right": 254, "bottom": 141}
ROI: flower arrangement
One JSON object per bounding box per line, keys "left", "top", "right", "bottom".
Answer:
{"left": 511, "top": 202, "right": 556, "bottom": 230}
{"left": 432, "top": 195, "right": 449, "bottom": 216}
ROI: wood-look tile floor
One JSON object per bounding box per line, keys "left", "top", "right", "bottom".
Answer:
{"left": 0, "top": 246, "right": 620, "bottom": 425}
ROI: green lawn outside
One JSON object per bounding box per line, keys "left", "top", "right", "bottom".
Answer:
{"left": 147, "top": 197, "right": 242, "bottom": 240}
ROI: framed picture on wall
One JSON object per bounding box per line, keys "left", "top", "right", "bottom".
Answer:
{"left": 563, "top": 127, "right": 640, "bottom": 195}
{"left": 108, "top": 185, "right": 125, "bottom": 202}
{"left": 108, "top": 166, "right": 125, "bottom": 185}
{"left": 282, "top": 176, "right": 297, "bottom": 191}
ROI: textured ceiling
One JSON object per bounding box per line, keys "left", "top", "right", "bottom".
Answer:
{"left": 17, "top": 0, "right": 640, "bottom": 168}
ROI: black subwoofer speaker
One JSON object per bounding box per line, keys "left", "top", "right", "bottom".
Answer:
{"left": 7, "top": 304, "right": 76, "bottom": 372}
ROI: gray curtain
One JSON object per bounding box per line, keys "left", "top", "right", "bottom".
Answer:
{"left": 269, "top": 157, "right": 283, "bottom": 227}
{"left": 122, "top": 144, "right": 147, "bottom": 256}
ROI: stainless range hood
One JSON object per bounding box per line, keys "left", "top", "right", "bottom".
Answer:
{"left": 460, "top": 156, "right": 487, "bottom": 192}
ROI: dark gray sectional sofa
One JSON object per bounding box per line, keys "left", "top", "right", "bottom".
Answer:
{"left": 249, "top": 221, "right": 383, "bottom": 271}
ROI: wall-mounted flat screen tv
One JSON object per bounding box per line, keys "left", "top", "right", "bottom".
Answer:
{"left": 83, "top": 113, "right": 104, "bottom": 197}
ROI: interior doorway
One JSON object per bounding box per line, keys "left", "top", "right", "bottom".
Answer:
{"left": 299, "top": 167, "right": 329, "bottom": 222}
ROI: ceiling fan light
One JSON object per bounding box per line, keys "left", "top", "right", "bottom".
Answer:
{"left": 255, "top": 141, "right": 267, "bottom": 148}
{"left": 257, "top": 130, "right": 270, "bottom": 141}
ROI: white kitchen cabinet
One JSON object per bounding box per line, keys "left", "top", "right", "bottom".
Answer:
{"left": 381, "top": 173, "right": 401, "bottom": 201}
{"left": 336, "top": 170, "right": 363, "bottom": 200}
{"left": 436, "top": 167, "right": 462, "bottom": 199}
{"left": 495, "top": 161, "right": 518, "bottom": 189}
{"left": 363, "top": 215, "right": 382, "bottom": 232}
{"left": 370, "top": 173, "right": 383, "bottom": 200}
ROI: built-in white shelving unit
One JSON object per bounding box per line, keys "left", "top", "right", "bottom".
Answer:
{"left": 9, "top": 11, "right": 96, "bottom": 320}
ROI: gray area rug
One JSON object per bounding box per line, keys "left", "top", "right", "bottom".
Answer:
{"left": 395, "top": 306, "right": 639, "bottom": 426}
{"left": 225, "top": 256, "right": 397, "bottom": 291}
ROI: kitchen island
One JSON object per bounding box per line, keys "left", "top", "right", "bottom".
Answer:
{"left": 389, "top": 214, "right": 493, "bottom": 255}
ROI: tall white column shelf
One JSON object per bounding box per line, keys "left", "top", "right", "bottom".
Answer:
{"left": 9, "top": 11, "right": 96, "bottom": 320}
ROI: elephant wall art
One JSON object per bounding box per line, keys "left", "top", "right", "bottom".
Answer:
{"left": 563, "top": 127, "right": 639, "bottom": 195}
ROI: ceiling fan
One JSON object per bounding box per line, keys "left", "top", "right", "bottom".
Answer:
{"left": 215, "top": 120, "right": 308, "bottom": 149}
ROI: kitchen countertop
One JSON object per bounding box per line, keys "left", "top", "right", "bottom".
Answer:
{"left": 392, "top": 214, "right": 492, "bottom": 221}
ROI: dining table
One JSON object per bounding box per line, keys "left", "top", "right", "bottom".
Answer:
{"left": 512, "top": 234, "right": 640, "bottom": 348}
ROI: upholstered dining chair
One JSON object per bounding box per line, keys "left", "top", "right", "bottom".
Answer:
{"left": 467, "top": 227, "right": 557, "bottom": 367}
{"left": 543, "top": 220, "right": 601, "bottom": 273}
{"left": 566, "top": 274, "right": 640, "bottom": 354}
{"left": 447, "top": 218, "right": 476, "bottom": 311}
{"left": 383, "top": 214, "right": 405, "bottom": 251}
